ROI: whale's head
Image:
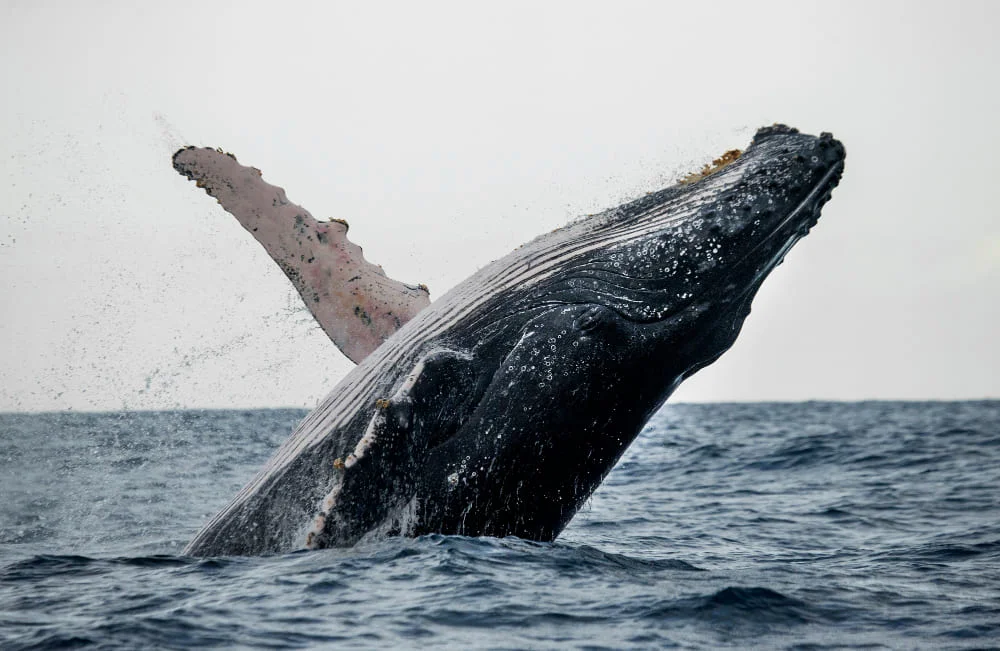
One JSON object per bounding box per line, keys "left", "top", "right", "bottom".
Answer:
{"left": 651, "top": 124, "right": 846, "bottom": 377}
{"left": 522, "top": 125, "right": 846, "bottom": 397}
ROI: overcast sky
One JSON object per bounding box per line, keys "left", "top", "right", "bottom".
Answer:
{"left": 1, "top": 0, "right": 997, "bottom": 411}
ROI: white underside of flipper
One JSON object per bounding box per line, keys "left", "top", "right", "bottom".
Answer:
{"left": 173, "top": 147, "right": 431, "bottom": 363}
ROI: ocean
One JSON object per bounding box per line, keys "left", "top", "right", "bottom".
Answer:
{"left": 1, "top": 402, "right": 998, "bottom": 649}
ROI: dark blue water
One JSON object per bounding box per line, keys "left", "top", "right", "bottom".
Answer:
{"left": 2, "top": 402, "right": 999, "bottom": 649}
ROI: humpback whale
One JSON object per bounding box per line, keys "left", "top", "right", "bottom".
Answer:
{"left": 174, "top": 125, "right": 845, "bottom": 556}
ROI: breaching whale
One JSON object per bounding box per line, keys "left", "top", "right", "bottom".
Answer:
{"left": 174, "top": 125, "right": 845, "bottom": 556}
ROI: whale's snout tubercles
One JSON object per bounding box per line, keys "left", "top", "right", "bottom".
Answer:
{"left": 817, "top": 132, "right": 846, "bottom": 209}
{"left": 816, "top": 131, "right": 847, "bottom": 176}
{"left": 743, "top": 125, "right": 846, "bottom": 231}
{"left": 752, "top": 123, "right": 800, "bottom": 140}
{"left": 749, "top": 124, "right": 846, "bottom": 175}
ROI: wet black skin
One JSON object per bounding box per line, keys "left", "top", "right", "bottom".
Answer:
{"left": 329, "top": 125, "right": 845, "bottom": 545}
{"left": 413, "top": 303, "right": 691, "bottom": 539}
{"left": 417, "top": 128, "right": 844, "bottom": 540}
{"left": 185, "top": 125, "right": 845, "bottom": 554}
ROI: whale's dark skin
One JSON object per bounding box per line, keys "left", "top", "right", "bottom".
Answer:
{"left": 185, "top": 125, "right": 845, "bottom": 556}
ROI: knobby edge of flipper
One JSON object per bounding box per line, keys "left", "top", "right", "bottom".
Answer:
{"left": 172, "top": 146, "right": 431, "bottom": 363}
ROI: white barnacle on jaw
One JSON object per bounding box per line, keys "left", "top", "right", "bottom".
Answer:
{"left": 345, "top": 418, "right": 379, "bottom": 469}
{"left": 346, "top": 357, "right": 426, "bottom": 468}
{"left": 306, "top": 355, "right": 433, "bottom": 546}
{"left": 303, "top": 483, "right": 342, "bottom": 549}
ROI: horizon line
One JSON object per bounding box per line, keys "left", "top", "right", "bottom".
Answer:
{"left": 2, "top": 397, "right": 998, "bottom": 417}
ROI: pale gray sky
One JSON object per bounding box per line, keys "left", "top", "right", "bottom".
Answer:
{"left": 1, "top": 0, "right": 997, "bottom": 411}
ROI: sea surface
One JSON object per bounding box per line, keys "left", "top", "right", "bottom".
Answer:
{"left": 1, "top": 402, "right": 998, "bottom": 650}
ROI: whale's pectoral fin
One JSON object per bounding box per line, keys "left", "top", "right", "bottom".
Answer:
{"left": 306, "top": 348, "right": 478, "bottom": 548}
{"left": 172, "top": 147, "right": 431, "bottom": 363}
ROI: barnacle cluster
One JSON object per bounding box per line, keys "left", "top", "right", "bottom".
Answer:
{"left": 679, "top": 149, "right": 742, "bottom": 185}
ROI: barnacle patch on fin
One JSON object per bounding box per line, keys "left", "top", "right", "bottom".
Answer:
{"left": 679, "top": 149, "right": 743, "bottom": 185}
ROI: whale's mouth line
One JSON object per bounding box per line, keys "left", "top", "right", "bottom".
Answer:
{"left": 733, "top": 159, "right": 845, "bottom": 273}
{"left": 715, "top": 158, "right": 844, "bottom": 320}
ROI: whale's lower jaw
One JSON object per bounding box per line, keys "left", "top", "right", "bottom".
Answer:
{"left": 181, "top": 125, "right": 845, "bottom": 556}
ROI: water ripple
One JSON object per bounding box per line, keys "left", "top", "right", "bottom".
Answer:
{"left": 1, "top": 402, "right": 998, "bottom": 649}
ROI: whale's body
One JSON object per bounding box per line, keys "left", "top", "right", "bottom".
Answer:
{"left": 184, "top": 125, "right": 845, "bottom": 556}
